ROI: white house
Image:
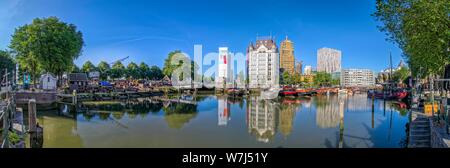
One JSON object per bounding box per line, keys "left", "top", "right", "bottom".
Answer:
{"left": 247, "top": 37, "right": 280, "bottom": 89}
{"left": 40, "top": 73, "right": 57, "bottom": 91}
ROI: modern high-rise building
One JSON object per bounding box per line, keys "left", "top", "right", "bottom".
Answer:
{"left": 304, "top": 65, "right": 312, "bottom": 75}
{"left": 216, "top": 47, "right": 234, "bottom": 88}
{"left": 247, "top": 37, "right": 280, "bottom": 89}
{"left": 280, "top": 36, "right": 295, "bottom": 74}
{"left": 340, "top": 69, "right": 375, "bottom": 87}
{"left": 295, "top": 61, "right": 302, "bottom": 74}
{"left": 317, "top": 48, "right": 342, "bottom": 73}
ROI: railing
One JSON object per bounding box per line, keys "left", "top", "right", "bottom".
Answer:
{"left": 1, "top": 102, "right": 11, "bottom": 148}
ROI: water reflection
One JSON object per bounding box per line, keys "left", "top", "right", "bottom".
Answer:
{"left": 247, "top": 97, "right": 279, "bottom": 143}
{"left": 35, "top": 94, "right": 409, "bottom": 148}
{"left": 217, "top": 96, "right": 231, "bottom": 126}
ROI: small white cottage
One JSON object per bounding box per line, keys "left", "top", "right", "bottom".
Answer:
{"left": 40, "top": 73, "right": 57, "bottom": 91}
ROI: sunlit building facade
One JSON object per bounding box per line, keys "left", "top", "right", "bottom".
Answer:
{"left": 317, "top": 48, "right": 341, "bottom": 73}
{"left": 280, "top": 36, "right": 295, "bottom": 74}
{"left": 247, "top": 37, "right": 280, "bottom": 89}
{"left": 341, "top": 69, "right": 375, "bottom": 87}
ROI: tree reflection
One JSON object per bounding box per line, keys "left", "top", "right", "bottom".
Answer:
{"left": 163, "top": 103, "right": 198, "bottom": 129}
{"left": 80, "top": 100, "right": 164, "bottom": 120}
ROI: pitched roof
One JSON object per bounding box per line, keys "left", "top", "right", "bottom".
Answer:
{"left": 247, "top": 39, "right": 278, "bottom": 51}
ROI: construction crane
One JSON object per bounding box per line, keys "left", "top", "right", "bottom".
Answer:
{"left": 109, "top": 56, "right": 129, "bottom": 65}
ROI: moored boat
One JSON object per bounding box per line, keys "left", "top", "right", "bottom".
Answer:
{"left": 280, "top": 86, "right": 298, "bottom": 97}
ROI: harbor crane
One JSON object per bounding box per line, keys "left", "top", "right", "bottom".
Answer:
{"left": 109, "top": 56, "right": 129, "bottom": 65}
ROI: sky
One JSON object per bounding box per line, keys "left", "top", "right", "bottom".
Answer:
{"left": 0, "top": 0, "right": 403, "bottom": 72}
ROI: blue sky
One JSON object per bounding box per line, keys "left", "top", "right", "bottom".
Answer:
{"left": 0, "top": 0, "right": 403, "bottom": 72}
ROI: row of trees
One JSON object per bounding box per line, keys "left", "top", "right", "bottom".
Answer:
{"left": 77, "top": 61, "right": 164, "bottom": 80}
{"left": 1, "top": 16, "right": 167, "bottom": 85}
{"left": 281, "top": 71, "right": 340, "bottom": 87}
{"left": 374, "top": 0, "right": 450, "bottom": 78}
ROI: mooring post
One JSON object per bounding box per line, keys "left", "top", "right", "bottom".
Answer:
{"left": 372, "top": 97, "right": 375, "bottom": 128}
{"left": 28, "top": 99, "right": 37, "bottom": 134}
{"left": 2, "top": 106, "right": 9, "bottom": 148}
{"left": 28, "top": 99, "right": 43, "bottom": 148}
{"left": 72, "top": 90, "right": 77, "bottom": 105}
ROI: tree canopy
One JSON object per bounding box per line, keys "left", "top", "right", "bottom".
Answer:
{"left": 0, "top": 50, "right": 16, "bottom": 78}
{"left": 9, "top": 16, "right": 84, "bottom": 84}
{"left": 97, "top": 61, "right": 110, "bottom": 80}
{"left": 81, "top": 61, "right": 96, "bottom": 73}
{"left": 126, "top": 62, "right": 139, "bottom": 79}
{"left": 162, "top": 50, "right": 183, "bottom": 77}
{"left": 111, "top": 62, "right": 125, "bottom": 79}
{"left": 373, "top": 0, "right": 450, "bottom": 77}
{"left": 138, "top": 62, "right": 150, "bottom": 79}
{"left": 149, "top": 65, "right": 163, "bottom": 80}
{"left": 314, "top": 72, "right": 332, "bottom": 87}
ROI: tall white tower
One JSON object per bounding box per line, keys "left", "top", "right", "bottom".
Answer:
{"left": 217, "top": 47, "right": 234, "bottom": 88}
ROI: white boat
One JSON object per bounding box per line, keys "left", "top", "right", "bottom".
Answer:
{"left": 259, "top": 87, "right": 281, "bottom": 100}
{"left": 338, "top": 89, "right": 348, "bottom": 95}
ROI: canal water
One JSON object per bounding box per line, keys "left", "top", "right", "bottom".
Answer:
{"left": 36, "top": 94, "right": 410, "bottom": 148}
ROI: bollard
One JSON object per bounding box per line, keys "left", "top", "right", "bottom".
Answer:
{"left": 72, "top": 90, "right": 77, "bottom": 105}
{"left": 28, "top": 99, "right": 37, "bottom": 133}
{"left": 28, "top": 99, "right": 43, "bottom": 148}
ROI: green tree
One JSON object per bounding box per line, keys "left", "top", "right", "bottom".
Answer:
{"left": 314, "top": 72, "right": 332, "bottom": 87}
{"left": 81, "top": 61, "right": 96, "bottom": 73}
{"left": 9, "top": 17, "right": 84, "bottom": 85}
{"left": 0, "top": 50, "right": 16, "bottom": 78}
{"left": 138, "top": 62, "right": 150, "bottom": 79}
{"left": 70, "top": 64, "right": 81, "bottom": 73}
{"left": 162, "top": 50, "right": 183, "bottom": 77}
{"left": 111, "top": 62, "right": 125, "bottom": 79}
{"left": 97, "top": 61, "right": 110, "bottom": 80}
{"left": 373, "top": 0, "right": 450, "bottom": 78}
{"left": 393, "top": 66, "right": 410, "bottom": 83}
{"left": 149, "top": 65, "right": 163, "bottom": 80}
{"left": 126, "top": 62, "right": 139, "bottom": 79}
{"left": 282, "top": 71, "right": 292, "bottom": 85}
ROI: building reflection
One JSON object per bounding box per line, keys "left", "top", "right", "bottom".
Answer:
{"left": 314, "top": 95, "right": 347, "bottom": 147}
{"left": 247, "top": 97, "right": 278, "bottom": 143}
{"left": 278, "top": 101, "right": 297, "bottom": 138}
{"left": 346, "top": 94, "right": 371, "bottom": 111}
{"left": 217, "top": 96, "right": 231, "bottom": 126}
{"left": 315, "top": 96, "right": 341, "bottom": 128}
{"left": 338, "top": 94, "right": 345, "bottom": 148}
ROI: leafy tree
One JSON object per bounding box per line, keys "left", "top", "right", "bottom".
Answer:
{"left": 0, "top": 50, "right": 16, "bottom": 79}
{"left": 373, "top": 0, "right": 450, "bottom": 78}
{"left": 331, "top": 78, "right": 340, "bottom": 86}
{"left": 9, "top": 17, "right": 84, "bottom": 85}
{"left": 97, "top": 61, "right": 110, "bottom": 80}
{"left": 393, "top": 66, "right": 410, "bottom": 83}
{"left": 138, "top": 62, "right": 150, "bottom": 79}
{"left": 282, "top": 71, "right": 292, "bottom": 85}
{"left": 162, "top": 50, "right": 183, "bottom": 77}
{"left": 81, "top": 61, "right": 96, "bottom": 73}
{"left": 70, "top": 64, "right": 81, "bottom": 73}
{"left": 149, "top": 65, "right": 163, "bottom": 80}
{"left": 110, "top": 62, "right": 125, "bottom": 79}
{"left": 314, "top": 72, "right": 332, "bottom": 87}
{"left": 126, "top": 62, "right": 139, "bottom": 79}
